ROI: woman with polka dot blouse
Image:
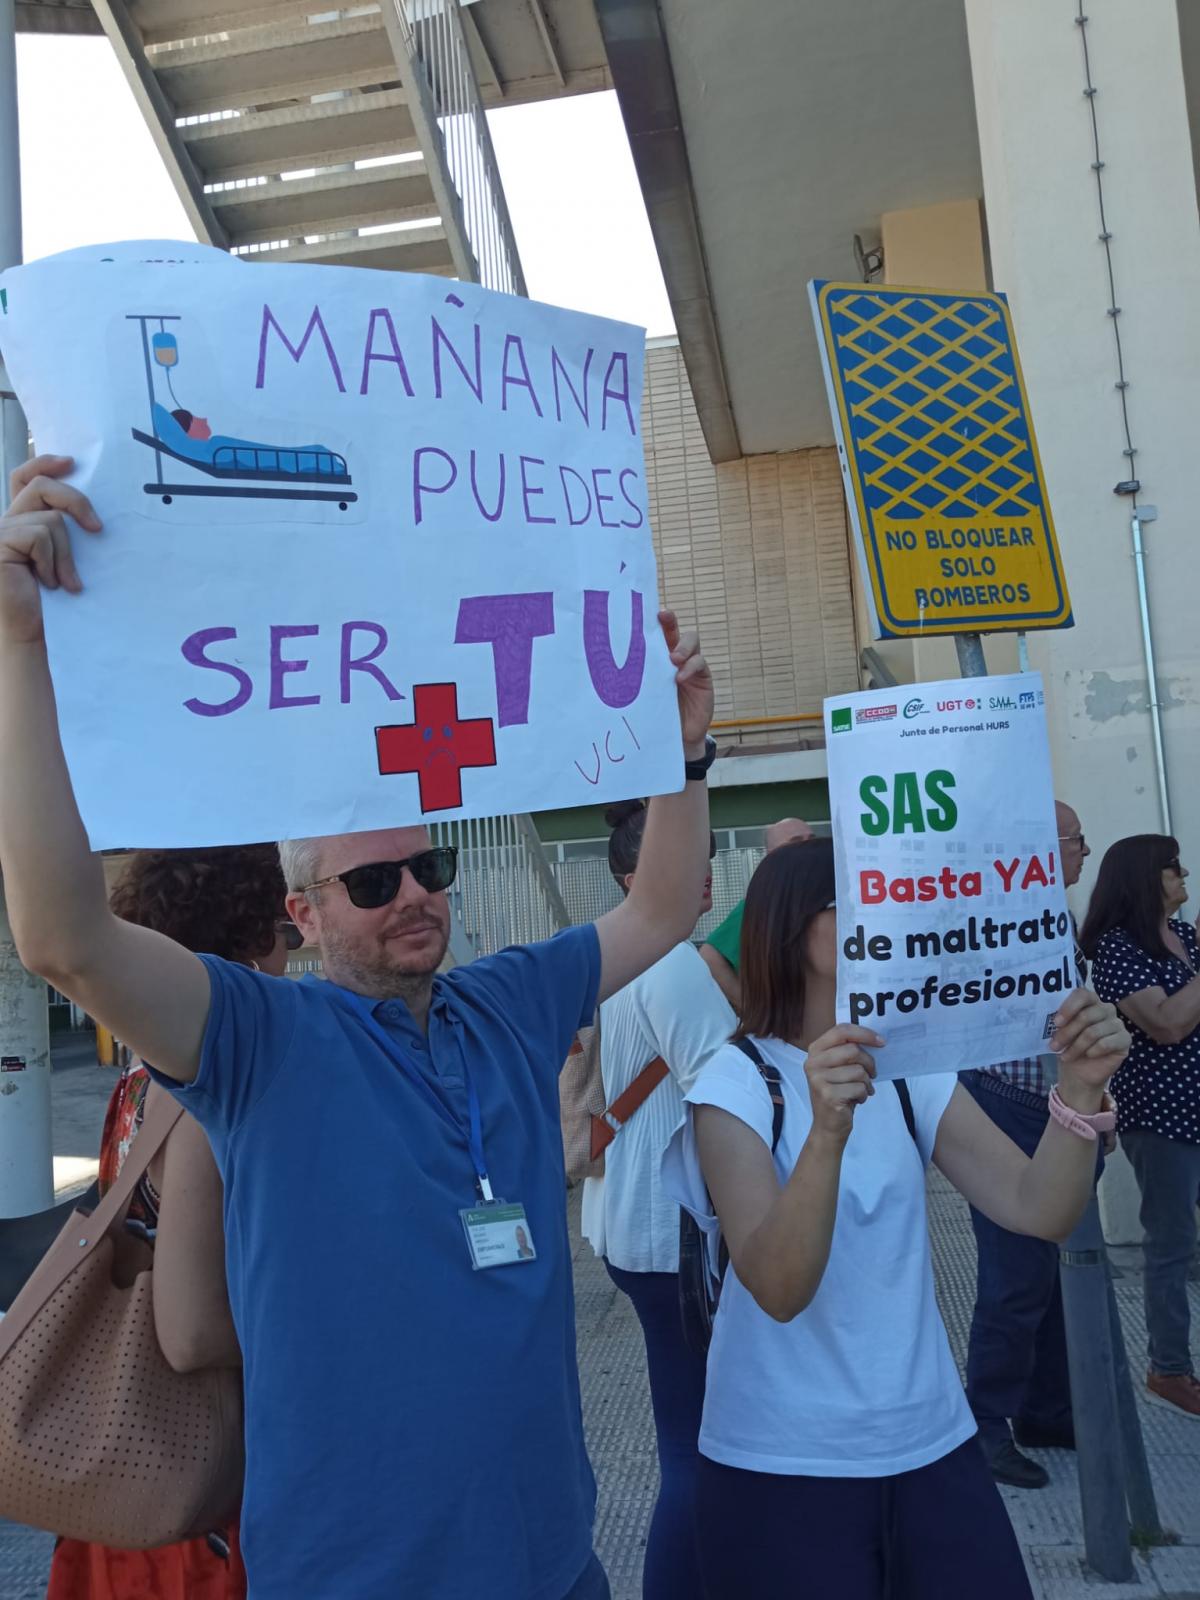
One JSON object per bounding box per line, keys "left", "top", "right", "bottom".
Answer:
{"left": 1082, "top": 834, "right": 1200, "bottom": 1420}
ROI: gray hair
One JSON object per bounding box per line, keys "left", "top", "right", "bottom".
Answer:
{"left": 278, "top": 836, "right": 327, "bottom": 896}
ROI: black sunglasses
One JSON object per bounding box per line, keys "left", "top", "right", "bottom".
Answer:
{"left": 1165, "top": 857, "right": 1183, "bottom": 875}
{"left": 709, "top": 832, "right": 717, "bottom": 861}
{"left": 302, "top": 846, "right": 459, "bottom": 910}
{"left": 277, "top": 920, "right": 305, "bottom": 952}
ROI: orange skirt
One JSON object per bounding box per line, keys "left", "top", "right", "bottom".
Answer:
{"left": 46, "top": 1527, "right": 247, "bottom": 1600}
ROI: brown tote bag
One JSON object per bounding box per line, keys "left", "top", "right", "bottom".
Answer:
{"left": 0, "top": 1093, "right": 244, "bottom": 1549}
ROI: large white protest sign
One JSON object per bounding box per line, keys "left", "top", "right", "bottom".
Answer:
{"left": 825, "top": 674, "right": 1075, "bottom": 1081}
{"left": 0, "top": 245, "right": 680, "bottom": 848}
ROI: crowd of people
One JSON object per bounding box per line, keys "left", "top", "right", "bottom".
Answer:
{"left": 0, "top": 451, "right": 1193, "bottom": 1600}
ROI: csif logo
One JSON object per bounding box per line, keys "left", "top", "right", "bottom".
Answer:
{"left": 903, "top": 698, "right": 927, "bottom": 720}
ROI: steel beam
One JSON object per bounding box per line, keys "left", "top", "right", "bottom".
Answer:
{"left": 528, "top": 0, "right": 565, "bottom": 88}
{"left": 594, "top": 0, "right": 740, "bottom": 463}
{"left": 87, "top": 0, "right": 228, "bottom": 247}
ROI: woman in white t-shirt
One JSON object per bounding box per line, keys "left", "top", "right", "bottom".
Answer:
{"left": 666, "top": 838, "right": 1129, "bottom": 1599}
{"left": 582, "top": 799, "right": 735, "bottom": 1600}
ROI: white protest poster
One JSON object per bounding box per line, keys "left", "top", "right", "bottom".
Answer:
{"left": 824, "top": 674, "right": 1075, "bottom": 1080}
{"left": 0, "top": 245, "right": 680, "bottom": 848}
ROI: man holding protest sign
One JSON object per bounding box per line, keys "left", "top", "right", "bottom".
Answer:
{"left": 0, "top": 456, "right": 715, "bottom": 1600}
{"left": 962, "top": 803, "right": 1095, "bottom": 1490}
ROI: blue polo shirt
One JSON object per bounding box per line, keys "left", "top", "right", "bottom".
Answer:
{"left": 148, "top": 924, "right": 600, "bottom": 1600}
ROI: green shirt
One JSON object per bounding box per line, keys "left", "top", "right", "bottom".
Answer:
{"left": 705, "top": 900, "right": 744, "bottom": 970}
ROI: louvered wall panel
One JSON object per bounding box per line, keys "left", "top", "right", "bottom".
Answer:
{"left": 641, "top": 342, "right": 860, "bottom": 725}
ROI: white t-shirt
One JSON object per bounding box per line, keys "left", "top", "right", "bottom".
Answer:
{"left": 663, "top": 1037, "right": 975, "bottom": 1477}
{"left": 582, "top": 943, "right": 735, "bottom": 1273}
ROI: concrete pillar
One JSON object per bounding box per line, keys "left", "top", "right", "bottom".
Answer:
{"left": 965, "top": 0, "right": 1200, "bottom": 1243}
{"left": 0, "top": 0, "right": 52, "bottom": 1217}
{"left": 0, "top": 888, "right": 53, "bottom": 1216}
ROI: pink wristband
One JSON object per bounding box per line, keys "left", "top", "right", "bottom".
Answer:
{"left": 1048, "top": 1086, "right": 1117, "bottom": 1142}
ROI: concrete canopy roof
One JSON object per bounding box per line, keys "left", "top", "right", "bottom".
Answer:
{"left": 610, "top": 0, "right": 985, "bottom": 460}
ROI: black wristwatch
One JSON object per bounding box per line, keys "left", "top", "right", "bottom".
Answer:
{"left": 683, "top": 734, "right": 717, "bottom": 781}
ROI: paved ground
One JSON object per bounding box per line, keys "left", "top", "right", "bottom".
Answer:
{"left": 1, "top": 1036, "right": 1198, "bottom": 1597}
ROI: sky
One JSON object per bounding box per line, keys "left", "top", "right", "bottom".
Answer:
{"left": 14, "top": 34, "right": 675, "bottom": 337}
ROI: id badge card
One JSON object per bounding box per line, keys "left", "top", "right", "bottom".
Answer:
{"left": 460, "top": 1200, "right": 538, "bottom": 1270}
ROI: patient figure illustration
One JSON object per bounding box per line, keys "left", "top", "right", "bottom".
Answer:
{"left": 171, "top": 408, "right": 212, "bottom": 442}
{"left": 130, "top": 311, "right": 356, "bottom": 504}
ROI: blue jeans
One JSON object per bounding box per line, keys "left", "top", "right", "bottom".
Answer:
{"left": 561, "top": 1553, "right": 610, "bottom": 1600}
{"left": 694, "top": 1435, "right": 1032, "bottom": 1599}
{"left": 1122, "top": 1128, "right": 1200, "bottom": 1376}
{"left": 961, "top": 1073, "right": 1079, "bottom": 1444}
{"left": 604, "top": 1261, "right": 706, "bottom": 1600}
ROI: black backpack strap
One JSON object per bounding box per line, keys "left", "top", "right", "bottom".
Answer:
{"left": 734, "top": 1036, "right": 785, "bottom": 1153}
{"left": 894, "top": 1079, "right": 918, "bottom": 1145}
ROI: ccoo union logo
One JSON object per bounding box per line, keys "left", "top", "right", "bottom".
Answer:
{"left": 856, "top": 704, "right": 897, "bottom": 725}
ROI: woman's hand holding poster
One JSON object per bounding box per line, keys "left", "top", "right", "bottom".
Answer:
{"left": 825, "top": 675, "right": 1075, "bottom": 1080}
{"left": 0, "top": 244, "right": 679, "bottom": 849}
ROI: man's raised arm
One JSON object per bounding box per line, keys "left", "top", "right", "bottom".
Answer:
{"left": 0, "top": 456, "right": 209, "bottom": 1082}
{"left": 594, "top": 610, "right": 714, "bottom": 1002}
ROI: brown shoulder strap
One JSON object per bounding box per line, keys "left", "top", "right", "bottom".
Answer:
{"left": 0, "top": 1089, "right": 185, "bottom": 1360}
{"left": 602, "top": 1055, "right": 670, "bottom": 1131}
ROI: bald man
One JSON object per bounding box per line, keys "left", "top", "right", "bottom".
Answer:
{"left": 699, "top": 817, "right": 815, "bottom": 1008}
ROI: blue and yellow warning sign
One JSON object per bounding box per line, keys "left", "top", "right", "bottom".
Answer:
{"left": 809, "top": 282, "right": 1072, "bottom": 639}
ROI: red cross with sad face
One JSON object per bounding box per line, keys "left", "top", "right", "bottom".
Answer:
{"left": 375, "top": 683, "right": 498, "bottom": 813}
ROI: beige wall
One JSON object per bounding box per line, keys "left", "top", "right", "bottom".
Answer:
{"left": 882, "top": 199, "right": 988, "bottom": 294}
{"left": 642, "top": 341, "right": 860, "bottom": 738}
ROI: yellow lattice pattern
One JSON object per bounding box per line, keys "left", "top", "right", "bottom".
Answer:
{"left": 835, "top": 292, "right": 1039, "bottom": 521}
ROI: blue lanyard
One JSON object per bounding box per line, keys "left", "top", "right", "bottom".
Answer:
{"left": 360, "top": 1008, "right": 495, "bottom": 1202}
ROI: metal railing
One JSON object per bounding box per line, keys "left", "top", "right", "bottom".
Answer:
{"left": 433, "top": 814, "right": 571, "bottom": 958}
{"left": 390, "top": 0, "right": 526, "bottom": 296}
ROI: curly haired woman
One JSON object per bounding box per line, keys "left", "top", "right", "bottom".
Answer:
{"left": 47, "top": 845, "right": 300, "bottom": 1600}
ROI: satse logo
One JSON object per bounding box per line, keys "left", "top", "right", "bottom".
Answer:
{"left": 831, "top": 707, "right": 853, "bottom": 735}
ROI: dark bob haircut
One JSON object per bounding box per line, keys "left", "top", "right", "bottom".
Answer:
{"left": 1080, "top": 833, "right": 1181, "bottom": 965}
{"left": 737, "top": 837, "right": 835, "bottom": 1044}
{"left": 109, "top": 844, "right": 287, "bottom": 962}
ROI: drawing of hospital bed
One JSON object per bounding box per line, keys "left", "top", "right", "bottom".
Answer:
{"left": 132, "top": 403, "right": 357, "bottom": 508}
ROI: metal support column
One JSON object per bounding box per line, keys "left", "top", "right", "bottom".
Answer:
{"left": 1060, "top": 1196, "right": 1163, "bottom": 1577}
{"left": 0, "top": 0, "right": 53, "bottom": 1218}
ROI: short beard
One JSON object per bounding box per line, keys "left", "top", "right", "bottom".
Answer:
{"left": 317, "top": 921, "right": 449, "bottom": 1002}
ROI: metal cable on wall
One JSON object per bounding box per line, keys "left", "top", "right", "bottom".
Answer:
{"left": 1074, "top": 2, "right": 1172, "bottom": 833}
